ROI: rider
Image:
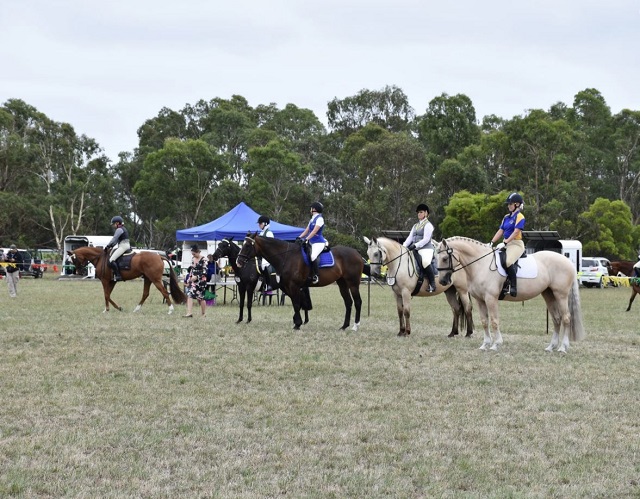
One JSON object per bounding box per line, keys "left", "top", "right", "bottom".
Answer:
{"left": 105, "top": 215, "right": 131, "bottom": 281}
{"left": 298, "top": 201, "right": 327, "bottom": 284}
{"left": 403, "top": 203, "right": 436, "bottom": 293}
{"left": 633, "top": 254, "right": 640, "bottom": 278}
{"left": 488, "top": 192, "right": 526, "bottom": 297}
{"left": 257, "top": 215, "right": 275, "bottom": 291}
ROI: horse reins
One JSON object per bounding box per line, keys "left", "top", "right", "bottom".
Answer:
{"left": 436, "top": 242, "right": 496, "bottom": 275}
{"left": 371, "top": 244, "right": 418, "bottom": 280}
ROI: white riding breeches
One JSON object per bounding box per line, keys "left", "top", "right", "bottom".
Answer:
{"left": 310, "top": 242, "right": 326, "bottom": 261}
{"left": 109, "top": 241, "right": 131, "bottom": 262}
{"left": 417, "top": 248, "right": 434, "bottom": 268}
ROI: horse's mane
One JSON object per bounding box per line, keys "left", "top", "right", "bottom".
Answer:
{"left": 445, "top": 236, "right": 485, "bottom": 247}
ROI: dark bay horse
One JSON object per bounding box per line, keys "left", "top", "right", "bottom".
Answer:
{"left": 211, "top": 237, "right": 264, "bottom": 324}
{"left": 606, "top": 261, "right": 640, "bottom": 311}
{"left": 238, "top": 233, "right": 364, "bottom": 330}
{"left": 68, "top": 246, "right": 186, "bottom": 314}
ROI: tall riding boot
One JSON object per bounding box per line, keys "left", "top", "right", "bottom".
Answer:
{"left": 110, "top": 261, "right": 122, "bottom": 282}
{"left": 311, "top": 259, "right": 320, "bottom": 284}
{"left": 424, "top": 264, "right": 436, "bottom": 293}
{"left": 506, "top": 264, "right": 517, "bottom": 297}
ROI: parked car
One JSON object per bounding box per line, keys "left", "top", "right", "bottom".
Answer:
{"left": 579, "top": 257, "right": 610, "bottom": 288}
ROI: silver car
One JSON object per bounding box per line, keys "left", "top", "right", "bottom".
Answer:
{"left": 579, "top": 257, "right": 610, "bottom": 288}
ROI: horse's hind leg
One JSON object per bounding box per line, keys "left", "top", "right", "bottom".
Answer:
{"left": 350, "top": 285, "right": 363, "bottom": 332}
{"left": 134, "top": 278, "right": 153, "bottom": 313}
{"left": 626, "top": 288, "right": 637, "bottom": 312}
{"left": 395, "top": 290, "right": 411, "bottom": 336}
{"left": 541, "top": 290, "right": 561, "bottom": 352}
{"left": 336, "top": 280, "right": 353, "bottom": 330}
{"left": 476, "top": 299, "right": 492, "bottom": 350}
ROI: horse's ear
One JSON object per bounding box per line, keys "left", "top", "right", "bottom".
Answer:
{"left": 229, "top": 236, "right": 234, "bottom": 242}
{"left": 363, "top": 236, "right": 371, "bottom": 245}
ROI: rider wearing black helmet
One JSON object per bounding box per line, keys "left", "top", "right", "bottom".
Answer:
{"left": 257, "top": 215, "right": 275, "bottom": 290}
{"left": 403, "top": 203, "right": 436, "bottom": 292}
{"left": 488, "top": 192, "right": 526, "bottom": 297}
{"left": 106, "top": 216, "right": 131, "bottom": 281}
{"left": 298, "top": 201, "right": 327, "bottom": 284}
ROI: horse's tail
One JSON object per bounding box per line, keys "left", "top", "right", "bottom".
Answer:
{"left": 569, "top": 278, "right": 586, "bottom": 342}
{"left": 165, "top": 260, "right": 187, "bottom": 305}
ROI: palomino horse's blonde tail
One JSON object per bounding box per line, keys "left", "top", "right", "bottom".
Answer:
{"left": 569, "top": 279, "right": 586, "bottom": 342}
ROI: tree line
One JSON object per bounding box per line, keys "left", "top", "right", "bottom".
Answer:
{"left": 1, "top": 85, "right": 639, "bottom": 259}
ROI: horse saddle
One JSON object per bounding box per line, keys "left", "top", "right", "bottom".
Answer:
{"left": 495, "top": 250, "right": 538, "bottom": 278}
{"left": 301, "top": 246, "right": 335, "bottom": 268}
{"left": 110, "top": 249, "right": 135, "bottom": 271}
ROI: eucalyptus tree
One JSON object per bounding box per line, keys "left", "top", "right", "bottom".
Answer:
{"left": 577, "top": 198, "right": 638, "bottom": 259}
{"left": 133, "top": 138, "right": 231, "bottom": 247}
{"left": 610, "top": 109, "right": 640, "bottom": 223}
{"left": 417, "top": 93, "right": 481, "bottom": 160}
{"left": 327, "top": 85, "right": 415, "bottom": 139}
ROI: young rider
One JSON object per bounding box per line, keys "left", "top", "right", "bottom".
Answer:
{"left": 298, "top": 201, "right": 327, "bottom": 284}
{"left": 403, "top": 203, "right": 436, "bottom": 292}
{"left": 488, "top": 192, "right": 526, "bottom": 297}
{"left": 105, "top": 216, "right": 131, "bottom": 281}
{"left": 257, "top": 215, "right": 275, "bottom": 291}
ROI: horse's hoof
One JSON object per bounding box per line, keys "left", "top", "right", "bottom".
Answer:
{"left": 557, "top": 346, "right": 567, "bottom": 354}
{"left": 479, "top": 343, "right": 488, "bottom": 351}
{"left": 351, "top": 322, "right": 360, "bottom": 332}
{"left": 490, "top": 344, "right": 499, "bottom": 351}
{"left": 133, "top": 305, "right": 142, "bottom": 313}
{"left": 544, "top": 345, "right": 554, "bottom": 352}
{"left": 236, "top": 319, "right": 243, "bottom": 324}
{"left": 447, "top": 332, "right": 457, "bottom": 338}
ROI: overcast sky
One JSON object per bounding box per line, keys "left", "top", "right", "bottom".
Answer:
{"left": 2, "top": 0, "right": 639, "bottom": 162}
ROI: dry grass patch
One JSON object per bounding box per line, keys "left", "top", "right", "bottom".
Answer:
{"left": 1, "top": 275, "right": 639, "bottom": 497}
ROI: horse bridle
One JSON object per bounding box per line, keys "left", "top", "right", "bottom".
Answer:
{"left": 436, "top": 240, "right": 495, "bottom": 274}
{"left": 369, "top": 241, "right": 417, "bottom": 280}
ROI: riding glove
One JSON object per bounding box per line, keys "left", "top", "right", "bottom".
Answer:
{"left": 495, "top": 242, "right": 506, "bottom": 250}
{"left": 408, "top": 243, "right": 416, "bottom": 250}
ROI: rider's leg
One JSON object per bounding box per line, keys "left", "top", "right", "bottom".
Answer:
{"left": 506, "top": 264, "right": 517, "bottom": 296}
{"left": 310, "top": 243, "right": 324, "bottom": 284}
{"left": 424, "top": 263, "right": 436, "bottom": 292}
{"left": 505, "top": 240, "right": 525, "bottom": 297}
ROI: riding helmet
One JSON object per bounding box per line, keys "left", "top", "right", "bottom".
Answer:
{"left": 310, "top": 201, "right": 324, "bottom": 213}
{"left": 257, "top": 215, "right": 270, "bottom": 224}
{"left": 506, "top": 192, "right": 524, "bottom": 205}
{"left": 416, "top": 203, "right": 430, "bottom": 214}
{"left": 111, "top": 216, "right": 124, "bottom": 224}
{"left": 190, "top": 244, "right": 200, "bottom": 253}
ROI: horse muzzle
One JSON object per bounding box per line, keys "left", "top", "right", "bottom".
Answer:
{"left": 438, "top": 272, "right": 452, "bottom": 286}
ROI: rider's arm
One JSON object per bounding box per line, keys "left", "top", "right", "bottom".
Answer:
{"left": 403, "top": 227, "right": 416, "bottom": 247}
{"left": 489, "top": 228, "right": 504, "bottom": 245}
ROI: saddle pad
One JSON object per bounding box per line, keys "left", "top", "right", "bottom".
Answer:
{"left": 301, "top": 248, "right": 335, "bottom": 268}
{"left": 495, "top": 250, "right": 538, "bottom": 278}
{"left": 116, "top": 253, "right": 134, "bottom": 270}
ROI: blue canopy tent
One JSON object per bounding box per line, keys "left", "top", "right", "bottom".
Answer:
{"left": 176, "top": 202, "right": 303, "bottom": 241}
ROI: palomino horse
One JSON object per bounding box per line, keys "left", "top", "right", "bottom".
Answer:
{"left": 437, "top": 237, "right": 585, "bottom": 353}
{"left": 237, "top": 233, "right": 365, "bottom": 330}
{"left": 68, "top": 246, "right": 187, "bottom": 314}
{"left": 364, "top": 237, "right": 473, "bottom": 337}
{"left": 605, "top": 261, "right": 640, "bottom": 311}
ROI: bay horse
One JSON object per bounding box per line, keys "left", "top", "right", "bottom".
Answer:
{"left": 237, "top": 233, "right": 364, "bottom": 330}
{"left": 364, "top": 237, "right": 473, "bottom": 338}
{"left": 68, "top": 246, "right": 187, "bottom": 314}
{"left": 437, "top": 237, "right": 585, "bottom": 353}
{"left": 605, "top": 261, "right": 640, "bottom": 311}
{"left": 231, "top": 235, "right": 311, "bottom": 324}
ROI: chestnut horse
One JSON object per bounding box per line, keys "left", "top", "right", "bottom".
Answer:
{"left": 68, "top": 246, "right": 186, "bottom": 314}
{"left": 606, "top": 261, "right": 640, "bottom": 311}
{"left": 237, "top": 233, "right": 365, "bottom": 330}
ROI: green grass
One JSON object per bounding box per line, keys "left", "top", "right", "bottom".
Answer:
{"left": 1, "top": 273, "right": 639, "bottom": 497}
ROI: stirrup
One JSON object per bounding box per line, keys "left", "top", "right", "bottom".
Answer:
{"left": 312, "top": 275, "right": 319, "bottom": 284}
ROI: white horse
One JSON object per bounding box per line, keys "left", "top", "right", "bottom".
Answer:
{"left": 436, "top": 237, "right": 585, "bottom": 353}
{"left": 364, "top": 237, "right": 473, "bottom": 337}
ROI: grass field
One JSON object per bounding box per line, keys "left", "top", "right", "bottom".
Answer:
{"left": 1, "top": 273, "right": 639, "bottom": 497}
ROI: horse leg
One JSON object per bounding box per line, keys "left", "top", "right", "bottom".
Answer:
{"left": 462, "top": 293, "right": 474, "bottom": 337}
{"left": 336, "top": 280, "right": 353, "bottom": 330}
{"left": 486, "top": 297, "right": 503, "bottom": 350}
{"left": 627, "top": 288, "right": 637, "bottom": 311}
{"left": 237, "top": 285, "right": 245, "bottom": 323}
{"left": 398, "top": 289, "right": 412, "bottom": 336}
{"left": 351, "top": 286, "right": 362, "bottom": 332}
{"left": 285, "top": 285, "right": 303, "bottom": 329}
{"left": 476, "top": 299, "right": 492, "bottom": 350}
{"left": 246, "top": 285, "right": 254, "bottom": 324}
{"left": 395, "top": 293, "right": 406, "bottom": 336}
{"left": 444, "top": 288, "right": 461, "bottom": 338}
{"left": 149, "top": 277, "right": 175, "bottom": 314}
{"left": 133, "top": 277, "right": 152, "bottom": 313}
{"left": 102, "top": 280, "right": 122, "bottom": 312}
{"left": 541, "top": 290, "right": 561, "bottom": 352}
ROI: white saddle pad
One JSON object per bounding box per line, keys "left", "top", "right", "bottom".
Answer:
{"left": 495, "top": 251, "right": 538, "bottom": 279}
